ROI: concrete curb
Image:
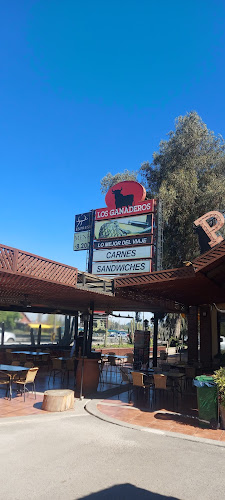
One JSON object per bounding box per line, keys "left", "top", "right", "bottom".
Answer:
{"left": 85, "top": 399, "right": 225, "bottom": 448}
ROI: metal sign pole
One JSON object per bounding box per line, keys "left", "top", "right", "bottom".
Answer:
{"left": 88, "top": 209, "right": 95, "bottom": 274}
{"left": 153, "top": 199, "right": 163, "bottom": 367}
{"left": 80, "top": 317, "right": 88, "bottom": 400}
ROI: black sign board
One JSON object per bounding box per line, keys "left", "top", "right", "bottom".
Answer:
{"left": 133, "top": 330, "right": 150, "bottom": 370}
{"left": 75, "top": 212, "right": 92, "bottom": 232}
{"left": 93, "top": 234, "right": 152, "bottom": 250}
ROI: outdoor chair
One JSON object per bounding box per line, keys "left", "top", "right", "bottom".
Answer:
{"left": 131, "top": 371, "right": 152, "bottom": 402}
{"left": 13, "top": 367, "right": 39, "bottom": 402}
{"left": 108, "top": 354, "right": 121, "bottom": 383}
{"left": 153, "top": 374, "right": 174, "bottom": 404}
{"left": 65, "top": 358, "right": 75, "bottom": 386}
{"left": 19, "top": 353, "right": 27, "bottom": 364}
{"left": 185, "top": 366, "right": 196, "bottom": 390}
{"left": 11, "top": 361, "right": 20, "bottom": 366}
{"left": 48, "top": 358, "right": 65, "bottom": 386}
{"left": 5, "top": 352, "right": 13, "bottom": 364}
{"left": 125, "top": 352, "right": 133, "bottom": 364}
{"left": 24, "top": 362, "right": 34, "bottom": 368}
{"left": 0, "top": 371, "right": 10, "bottom": 398}
{"left": 120, "top": 368, "right": 132, "bottom": 400}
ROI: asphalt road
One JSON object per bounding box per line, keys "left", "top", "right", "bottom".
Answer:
{"left": 0, "top": 401, "right": 224, "bottom": 500}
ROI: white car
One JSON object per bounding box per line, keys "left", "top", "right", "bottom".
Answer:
{"left": 220, "top": 336, "right": 225, "bottom": 351}
{"left": 0, "top": 331, "right": 16, "bottom": 343}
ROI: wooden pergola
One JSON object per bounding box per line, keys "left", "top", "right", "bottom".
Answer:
{"left": 0, "top": 243, "right": 183, "bottom": 314}
{"left": 114, "top": 240, "right": 225, "bottom": 307}
{"left": 1, "top": 240, "right": 225, "bottom": 315}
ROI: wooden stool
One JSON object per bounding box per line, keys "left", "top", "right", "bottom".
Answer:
{"left": 42, "top": 389, "right": 74, "bottom": 412}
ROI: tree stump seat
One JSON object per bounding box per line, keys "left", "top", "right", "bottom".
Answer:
{"left": 42, "top": 389, "right": 74, "bottom": 412}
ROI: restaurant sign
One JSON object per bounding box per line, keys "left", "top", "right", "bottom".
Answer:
{"left": 93, "top": 234, "right": 152, "bottom": 249}
{"left": 75, "top": 212, "right": 92, "bottom": 232}
{"left": 92, "top": 259, "right": 151, "bottom": 276}
{"left": 73, "top": 231, "right": 90, "bottom": 251}
{"left": 96, "top": 180, "right": 155, "bottom": 220}
{"left": 94, "top": 214, "right": 153, "bottom": 240}
{"left": 93, "top": 246, "right": 152, "bottom": 262}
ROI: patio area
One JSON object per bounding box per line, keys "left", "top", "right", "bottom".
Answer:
{"left": 0, "top": 355, "right": 224, "bottom": 445}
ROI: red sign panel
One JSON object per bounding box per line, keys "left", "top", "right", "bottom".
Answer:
{"left": 95, "top": 199, "right": 155, "bottom": 221}
{"left": 105, "top": 180, "right": 146, "bottom": 209}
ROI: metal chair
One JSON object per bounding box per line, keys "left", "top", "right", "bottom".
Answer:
{"left": 65, "top": 358, "right": 74, "bottom": 386}
{"left": 0, "top": 371, "right": 11, "bottom": 398}
{"left": 153, "top": 374, "right": 175, "bottom": 404}
{"left": 108, "top": 354, "right": 121, "bottom": 383}
{"left": 185, "top": 366, "right": 196, "bottom": 390}
{"left": 131, "top": 371, "right": 152, "bottom": 402}
{"left": 125, "top": 352, "right": 133, "bottom": 364}
{"left": 5, "top": 352, "right": 13, "bottom": 364}
{"left": 48, "top": 358, "right": 65, "bottom": 386}
{"left": 13, "top": 367, "right": 39, "bottom": 402}
{"left": 19, "top": 353, "right": 27, "bottom": 364}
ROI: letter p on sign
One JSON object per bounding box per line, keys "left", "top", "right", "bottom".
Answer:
{"left": 194, "top": 211, "right": 224, "bottom": 248}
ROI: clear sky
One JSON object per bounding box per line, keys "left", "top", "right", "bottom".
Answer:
{"left": 1, "top": 0, "right": 225, "bottom": 273}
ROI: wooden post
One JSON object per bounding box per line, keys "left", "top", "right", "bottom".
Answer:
{"left": 30, "top": 328, "right": 35, "bottom": 346}
{"left": 187, "top": 306, "right": 198, "bottom": 364}
{"left": 1, "top": 322, "right": 4, "bottom": 346}
{"left": 80, "top": 316, "right": 88, "bottom": 400}
{"left": 153, "top": 313, "right": 159, "bottom": 367}
{"left": 74, "top": 312, "right": 78, "bottom": 341}
{"left": 37, "top": 324, "right": 41, "bottom": 346}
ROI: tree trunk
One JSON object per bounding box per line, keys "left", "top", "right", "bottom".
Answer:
{"left": 174, "top": 314, "right": 181, "bottom": 339}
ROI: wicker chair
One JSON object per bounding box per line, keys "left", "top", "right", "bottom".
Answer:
{"left": 13, "top": 367, "right": 39, "bottom": 402}
{"left": 131, "top": 371, "right": 151, "bottom": 401}
{"left": 153, "top": 374, "right": 174, "bottom": 403}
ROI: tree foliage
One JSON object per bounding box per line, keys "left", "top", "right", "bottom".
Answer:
{"left": 100, "top": 169, "right": 138, "bottom": 194}
{"left": 0, "top": 311, "right": 21, "bottom": 330}
{"left": 141, "top": 111, "right": 225, "bottom": 268}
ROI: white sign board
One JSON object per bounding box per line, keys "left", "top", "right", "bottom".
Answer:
{"left": 92, "top": 259, "right": 151, "bottom": 275}
{"left": 93, "top": 246, "right": 151, "bottom": 262}
{"left": 73, "top": 231, "right": 90, "bottom": 251}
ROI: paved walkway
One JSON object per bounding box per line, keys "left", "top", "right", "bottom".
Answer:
{"left": 87, "top": 397, "right": 225, "bottom": 444}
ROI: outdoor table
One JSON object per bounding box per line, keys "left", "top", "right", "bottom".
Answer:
{"left": 13, "top": 351, "right": 48, "bottom": 356}
{"left": 0, "top": 364, "right": 28, "bottom": 399}
{"left": 162, "top": 371, "right": 185, "bottom": 394}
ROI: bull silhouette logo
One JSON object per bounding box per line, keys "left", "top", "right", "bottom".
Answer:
{"left": 112, "top": 188, "right": 134, "bottom": 209}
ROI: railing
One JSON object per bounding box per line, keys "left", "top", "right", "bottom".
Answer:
{"left": 0, "top": 243, "right": 77, "bottom": 287}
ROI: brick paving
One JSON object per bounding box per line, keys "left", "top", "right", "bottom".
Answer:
{"left": 97, "top": 398, "right": 225, "bottom": 441}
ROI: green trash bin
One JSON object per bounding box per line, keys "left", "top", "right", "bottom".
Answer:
{"left": 194, "top": 376, "right": 218, "bottom": 428}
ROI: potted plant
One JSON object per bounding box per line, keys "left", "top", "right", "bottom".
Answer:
{"left": 213, "top": 367, "right": 225, "bottom": 429}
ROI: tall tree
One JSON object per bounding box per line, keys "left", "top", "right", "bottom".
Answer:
{"left": 100, "top": 169, "right": 138, "bottom": 194}
{"left": 141, "top": 111, "right": 225, "bottom": 268}
{"left": 0, "top": 311, "right": 21, "bottom": 330}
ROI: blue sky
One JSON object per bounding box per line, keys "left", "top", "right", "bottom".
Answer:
{"left": 1, "top": 0, "right": 225, "bottom": 272}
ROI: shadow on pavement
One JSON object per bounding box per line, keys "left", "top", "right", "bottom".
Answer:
{"left": 78, "top": 483, "right": 179, "bottom": 499}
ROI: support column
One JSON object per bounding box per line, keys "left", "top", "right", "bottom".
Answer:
{"left": 87, "top": 304, "right": 94, "bottom": 355}
{"left": 187, "top": 306, "right": 198, "bottom": 364}
{"left": 74, "top": 312, "right": 78, "bottom": 342}
{"left": 153, "top": 313, "right": 159, "bottom": 367}
{"left": 200, "top": 305, "right": 212, "bottom": 365}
